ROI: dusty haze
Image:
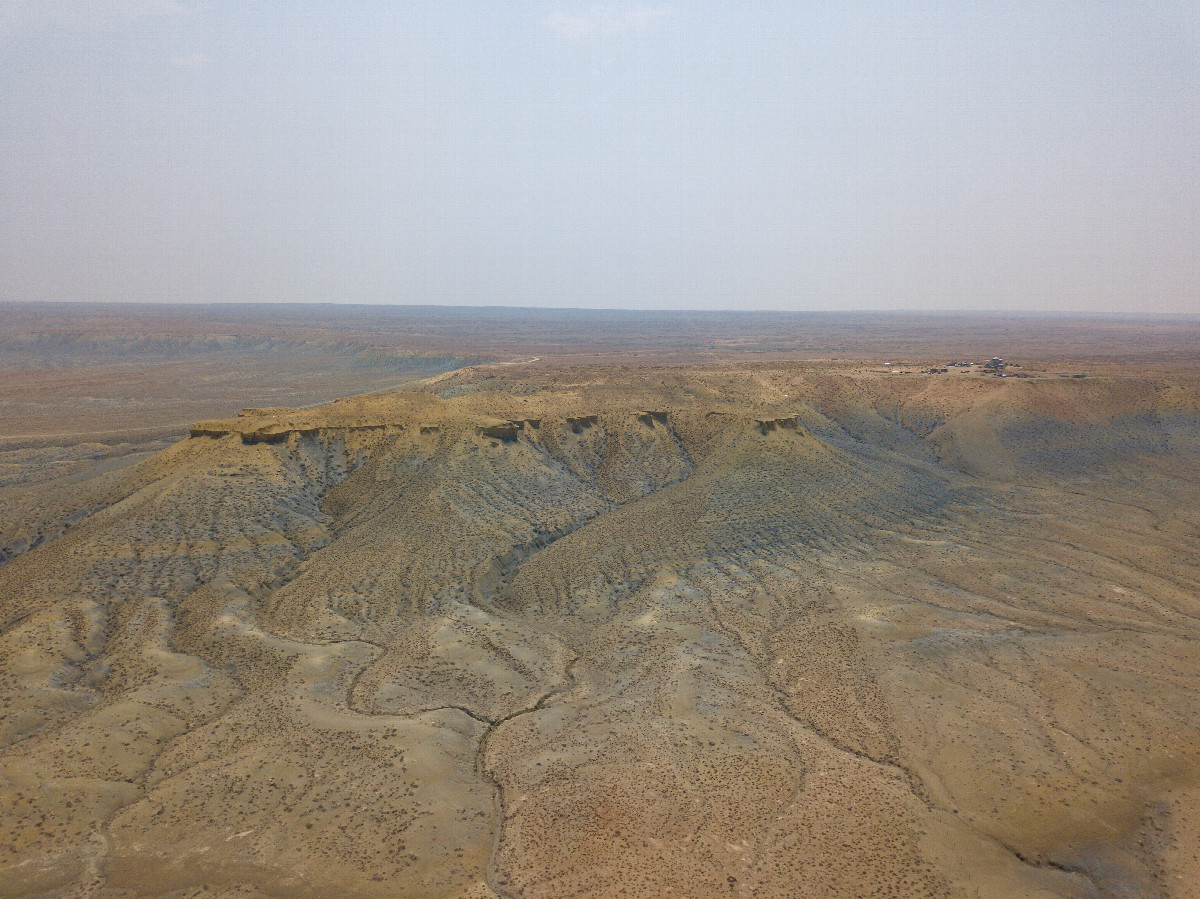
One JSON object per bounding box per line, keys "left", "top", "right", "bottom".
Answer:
{"left": 2, "top": 2, "right": 1198, "bottom": 312}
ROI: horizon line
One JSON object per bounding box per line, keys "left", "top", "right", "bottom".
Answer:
{"left": 3, "top": 298, "right": 1199, "bottom": 320}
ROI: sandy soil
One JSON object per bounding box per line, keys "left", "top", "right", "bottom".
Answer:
{"left": 2, "top": 313, "right": 1199, "bottom": 896}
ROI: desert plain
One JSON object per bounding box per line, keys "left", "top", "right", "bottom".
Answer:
{"left": 2, "top": 303, "right": 1199, "bottom": 897}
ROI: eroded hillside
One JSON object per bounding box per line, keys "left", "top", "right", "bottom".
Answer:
{"left": 2, "top": 363, "right": 1199, "bottom": 897}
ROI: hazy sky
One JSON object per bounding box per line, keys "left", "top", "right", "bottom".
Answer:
{"left": 2, "top": 1, "right": 1197, "bottom": 312}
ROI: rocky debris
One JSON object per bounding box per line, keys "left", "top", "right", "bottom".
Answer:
{"left": 634, "top": 410, "right": 669, "bottom": 426}
{"left": 753, "top": 415, "right": 801, "bottom": 435}
{"left": 240, "top": 426, "right": 323, "bottom": 445}
{"left": 566, "top": 415, "right": 599, "bottom": 432}
{"left": 476, "top": 421, "right": 519, "bottom": 441}
{"left": 475, "top": 418, "right": 541, "bottom": 442}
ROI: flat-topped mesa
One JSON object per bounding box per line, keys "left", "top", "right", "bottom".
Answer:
{"left": 753, "top": 415, "right": 802, "bottom": 435}
{"left": 241, "top": 425, "right": 322, "bottom": 445}
{"left": 236, "top": 407, "right": 294, "bottom": 418}
{"left": 188, "top": 419, "right": 401, "bottom": 444}
{"left": 634, "top": 410, "right": 669, "bottom": 426}
{"left": 189, "top": 424, "right": 233, "bottom": 439}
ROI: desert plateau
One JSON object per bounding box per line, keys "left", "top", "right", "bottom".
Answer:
{"left": 6, "top": 1, "right": 1199, "bottom": 893}
{"left": 0, "top": 305, "right": 1198, "bottom": 897}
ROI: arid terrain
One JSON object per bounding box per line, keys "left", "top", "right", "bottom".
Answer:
{"left": 2, "top": 305, "right": 1199, "bottom": 897}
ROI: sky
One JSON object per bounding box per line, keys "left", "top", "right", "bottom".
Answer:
{"left": 1, "top": 1, "right": 1197, "bottom": 313}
